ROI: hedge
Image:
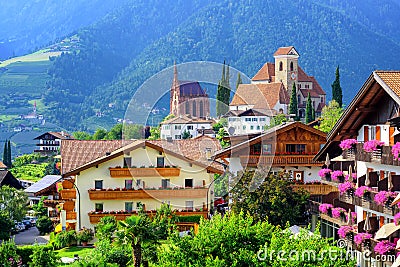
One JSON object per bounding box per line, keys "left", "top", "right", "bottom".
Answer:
{"left": 175, "top": 215, "right": 203, "bottom": 223}
{"left": 17, "top": 244, "right": 53, "bottom": 265}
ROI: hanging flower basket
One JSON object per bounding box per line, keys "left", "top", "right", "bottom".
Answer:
{"left": 338, "top": 225, "right": 353, "bottom": 239}
{"left": 354, "top": 232, "right": 372, "bottom": 246}
{"left": 374, "top": 240, "right": 395, "bottom": 255}
{"left": 318, "top": 168, "right": 332, "bottom": 180}
{"left": 331, "top": 170, "right": 344, "bottom": 182}
{"left": 374, "top": 191, "right": 397, "bottom": 207}
{"left": 394, "top": 213, "right": 400, "bottom": 226}
{"left": 339, "top": 139, "right": 358, "bottom": 150}
{"left": 332, "top": 207, "right": 346, "bottom": 219}
{"left": 338, "top": 182, "right": 354, "bottom": 196}
{"left": 354, "top": 186, "right": 372, "bottom": 200}
{"left": 392, "top": 142, "right": 400, "bottom": 160}
{"left": 363, "top": 140, "right": 384, "bottom": 153}
{"left": 319, "top": 203, "right": 333, "bottom": 214}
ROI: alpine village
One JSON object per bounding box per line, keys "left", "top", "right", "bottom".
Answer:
{"left": 1, "top": 1, "right": 400, "bottom": 267}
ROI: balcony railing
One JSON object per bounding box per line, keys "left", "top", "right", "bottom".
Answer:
{"left": 239, "top": 155, "right": 324, "bottom": 167}
{"left": 88, "top": 188, "right": 208, "bottom": 200}
{"left": 291, "top": 184, "right": 338, "bottom": 195}
{"left": 109, "top": 167, "right": 181, "bottom": 178}
{"left": 59, "top": 189, "right": 76, "bottom": 200}
{"left": 88, "top": 210, "right": 208, "bottom": 224}
{"left": 355, "top": 143, "right": 400, "bottom": 166}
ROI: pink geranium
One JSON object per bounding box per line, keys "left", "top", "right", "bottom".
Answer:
{"left": 338, "top": 225, "right": 353, "bottom": 238}
{"left": 373, "top": 191, "right": 396, "bottom": 206}
{"left": 394, "top": 213, "right": 400, "bottom": 226}
{"left": 354, "top": 186, "right": 372, "bottom": 198}
{"left": 338, "top": 182, "right": 354, "bottom": 195}
{"left": 345, "top": 212, "right": 357, "bottom": 224}
{"left": 331, "top": 207, "right": 346, "bottom": 218}
{"left": 331, "top": 170, "right": 344, "bottom": 181}
{"left": 392, "top": 142, "right": 400, "bottom": 160}
{"left": 339, "top": 139, "right": 358, "bottom": 150}
{"left": 354, "top": 233, "right": 372, "bottom": 245}
{"left": 374, "top": 240, "right": 396, "bottom": 255}
{"left": 345, "top": 173, "right": 357, "bottom": 181}
{"left": 363, "top": 140, "right": 384, "bottom": 153}
{"left": 319, "top": 203, "right": 333, "bottom": 214}
{"left": 318, "top": 168, "right": 332, "bottom": 178}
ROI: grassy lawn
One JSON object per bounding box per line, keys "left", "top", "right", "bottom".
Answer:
{"left": 0, "top": 50, "right": 61, "bottom": 67}
{"left": 55, "top": 246, "right": 93, "bottom": 258}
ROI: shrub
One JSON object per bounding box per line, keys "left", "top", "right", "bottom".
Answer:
{"left": 16, "top": 245, "right": 51, "bottom": 265}
{"left": 53, "top": 230, "right": 77, "bottom": 249}
{"left": 77, "top": 228, "right": 94, "bottom": 243}
{"left": 176, "top": 215, "right": 203, "bottom": 223}
{"left": 0, "top": 240, "right": 22, "bottom": 267}
{"left": 29, "top": 245, "right": 58, "bottom": 267}
{"left": 95, "top": 216, "right": 117, "bottom": 241}
{"left": 36, "top": 216, "right": 53, "bottom": 235}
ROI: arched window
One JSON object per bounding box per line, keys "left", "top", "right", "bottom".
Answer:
{"left": 290, "top": 62, "right": 294, "bottom": 71}
{"left": 279, "top": 62, "right": 283, "bottom": 71}
{"left": 185, "top": 101, "right": 190, "bottom": 114}
{"left": 192, "top": 101, "right": 197, "bottom": 117}
{"left": 199, "top": 101, "right": 204, "bottom": 118}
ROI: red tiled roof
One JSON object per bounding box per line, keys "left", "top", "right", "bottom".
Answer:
{"left": 375, "top": 71, "right": 400, "bottom": 97}
{"left": 161, "top": 114, "right": 215, "bottom": 125}
{"left": 316, "top": 102, "right": 326, "bottom": 112}
{"left": 61, "top": 140, "right": 126, "bottom": 175}
{"left": 252, "top": 62, "right": 275, "bottom": 81}
{"left": 230, "top": 83, "right": 289, "bottom": 108}
{"left": 300, "top": 89, "right": 320, "bottom": 98}
{"left": 273, "top": 46, "right": 295, "bottom": 56}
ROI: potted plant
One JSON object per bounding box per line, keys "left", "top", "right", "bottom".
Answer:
{"left": 331, "top": 170, "right": 344, "bottom": 182}
{"left": 77, "top": 228, "right": 94, "bottom": 246}
{"left": 331, "top": 207, "right": 346, "bottom": 219}
{"left": 318, "top": 168, "right": 332, "bottom": 180}
{"left": 363, "top": 140, "right": 384, "bottom": 153}
{"left": 374, "top": 240, "right": 395, "bottom": 255}
{"left": 338, "top": 182, "right": 354, "bottom": 196}
{"left": 339, "top": 139, "right": 358, "bottom": 150}
{"left": 394, "top": 213, "right": 400, "bottom": 226}
{"left": 374, "top": 191, "right": 392, "bottom": 206}
{"left": 354, "top": 186, "right": 372, "bottom": 200}
{"left": 338, "top": 225, "right": 353, "bottom": 239}
{"left": 392, "top": 142, "right": 400, "bottom": 160}
{"left": 354, "top": 232, "right": 372, "bottom": 246}
{"left": 318, "top": 203, "right": 333, "bottom": 215}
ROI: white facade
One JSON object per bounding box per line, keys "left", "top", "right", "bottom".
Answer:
{"left": 161, "top": 122, "right": 213, "bottom": 140}
{"left": 227, "top": 116, "right": 271, "bottom": 135}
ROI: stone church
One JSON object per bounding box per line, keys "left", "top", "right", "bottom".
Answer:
{"left": 170, "top": 63, "right": 210, "bottom": 118}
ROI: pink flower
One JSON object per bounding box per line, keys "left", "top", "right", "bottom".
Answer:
{"left": 345, "top": 212, "right": 357, "bottom": 224}
{"left": 354, "top": 186, "right": 372, "bottom": 197}
{"left": 331, "top": 170, "right": 344, "bottom": 181}
{"left": 332, "top": 207, "right": 346, "bottom": 218}
{"left": 354, "top": 232, "right": 372, "bottom": 245}
{"left": 374, "top": 240, "right": 395, "bottom": 255}
{"left": 363, "top": 140, "right": 384, "bottom": 153}
{"left": 339, "top": 139, "right": 358, "bottom": 150}
{"left": 374, "top": 191, "right": 391, "bottom": 206}
{"left": 338, "top": 182, "right": 354, "bottom": 195}
{"left": 345, "top": 173, "right": 357, "bottom": 181}
{"left": 392, "top": 142, "right": 400, "bottom": 160}
{"left": 318, "top": 168, "right": 332, "bottom": 178}
{"left": 338, "top": 225, "right": 353, "bottom": 238}
{"left": 395, "top": 213, "right": 400, "bottom": 226}
{"left": 319, "top": 203, "right": 333, "bottom": 214}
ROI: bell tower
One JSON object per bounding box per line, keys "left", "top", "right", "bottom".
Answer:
{"left": 170, "top": 62, "right": 180, "bottom": 116}
{"left": 274, "top": 46, "right": 299, "bottom": 94}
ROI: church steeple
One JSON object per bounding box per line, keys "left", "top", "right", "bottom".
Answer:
{"left": 170, "top": 61, "right": 180, "bottom": 116}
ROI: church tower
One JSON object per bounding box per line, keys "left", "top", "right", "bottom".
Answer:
{"left": 274, "top": 46, "right": 299, "bottom": 94}
{"left": 170, "top": 62, "right": 180, "bottom": 116}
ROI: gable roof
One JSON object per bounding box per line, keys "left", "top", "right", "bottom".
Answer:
{"left": 0, "top": 161, "right": 8, "bottom": 169}
{"left": 178, "top": 81, "right": 208, "bottom": 97}
{"left": 314, "top": 70, "right": 400, "bottom": 161}
{"left": 214, "top": 121, "right": 326, "bottom": 159}
{"left": 230, "top": 83, "right": 289, "bottom": 108}
{"left": 273, "top": 46, "right": 298, "bottom": 56}
{"left": 34, "top": 131, "right": 73, "bottom": 140}
{"left": 25, "top": 175, "right": 61, "bottom": 195}
{"left": 0, "top": 170, "right": 23, "bottom": 189}
{"left": 62, "top": 136, "right": 224, "bottom": 177}
{"left": 161, "top": 114, "right": 214, "bottom": 125}
{"left": 252, "top": 62, "right": 275, "bottom": 81}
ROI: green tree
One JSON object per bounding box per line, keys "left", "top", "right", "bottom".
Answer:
{"left": 0, "top": 186, "right": 27, "bottom": 221}
{"left": 124, "top": 124, "right": 144, "bottom": 139}
{"left": 216, "top": 61, "right": 231, "bottom": 116}
{"left": 332, "top": 65, "right": 343, "bottom": 108}
{"left": 305, "top": 92, "right": 313, "bottom": 123}
{"left": 266, "top": 113, "right": 287, "bottom": 129}
{"left": 230, "top": 170, "right": 309, "bottom": 226}
{"left": 2, "top": 140, "right": 9, "bottom": 167}
{"left": 212, "top": 118, "right": 227, "bottom": 132}
{"left": 106, "top": 124, "right": 123, "bottom": 140}
{"left": 29, "top": 245, "right": 58, "bottom": 267}
{"left": 312, "top": 106, "right": 315, "bottom": 121}
{"left": 216, "top": 128, "right": 229, "bottom": 148}
{"left": 236, "top": 72, "right": 242, "bottom": 90}
{"left": 116, "top": 215, "right": 158, "bottom": 267}
{"left": 182, "top": 130, "right": 191, "bottom": 139}
{"left": 95, "top": 216, "right": 117, "bottom": 242}
{"left": 151, "top": 204, "right": 177, "bottom": 240}
{"left": 289, "top": 82, "right": 298, "bottom": 120}
{"left": 315, "top": 100, "right": 343, "bottom": 133}
{"left": 93, "top": 129, "right": 107, "bottom": 140}
{"left": 72, "top": 131, "right": 92, "bottom": 140}
{"left": 0, "top": 211, "right": 13, "bottom": 240}
{"left": 36, "top": 216, "right": 53, "bottom": 235}
{"left": 147, "top": 127, "right": 160, "bottom": 140}
{"left": 7, "top": 140, "right": 11, "bottom": 167}
{"left": 33, "top": 197, "right": 48, "bottom": 217}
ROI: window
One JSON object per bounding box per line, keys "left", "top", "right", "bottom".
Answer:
{"left": 125, "top": 202, "right": 133, "bottom": 213}
{"left": 252, "top": 118, "right": 257, "bottom": 122}
{"left": 260, "top": 118, "right": 266, "bottom": 122}
{"left": 174, "top": 125, "right": 181, "bottom": 130}
{"left": 193, "top": 101, "right": 197, "bottom": 117}
{"left": 290, "top": 62, "right": 294, "bottom": 71}
{"left": 245, "top": 118, "right": 251, "bottom": 122}
{"left": 185, "top": 101, "right": 190, "bottom": 114}
{"left": 162, "top": 179, "right": 170, "bottom": 189}
{"left": 185, "top": 201, "right": 194, "bottom": 211}
{"left": 95, "top": 180, "right": 103, "bottom": 190}
{"left": 157, "top": 157, "right": 165, "bottom": 168}
{"left": 257, "top": 126, "right": 260, "bottom": 130}
{"left": 250, "top": 143, "right": 261, "bottom": 155}
{"left": 279, "top": 61, "right": 283, "bottom": 71}
{"left": 136, "top": 179, "right": 142, "bottom": 188}
{"left": 199, "top": 101, "right": 204, "bottom": 117}
{"left": 125, "top": 180, "right": 133, "bottom": 190}
{"left": 185, "top": 178, "right": 193, "bottom": 188}
{"left": 286, "top": 144, "right": 306, "bottom": 153}
{"left": 174, "top": 135, "right": 182, "bottom": 139}
{"left": 242, "top": 126, "right": 246, "bottom": 130}
{"left": 250, "top": 126, "right": 254, "bottom": 130}
{"left": 187, "top": 125, "right": 193, "bottom": 130}
{"left": 123, "top": 157, "right": 131, "bottom": 168}
{"left": 95, "top": 203, "right": 103, "bottom": 212}
{"left": 262, "top": 144, "right": 272, "bottom": 154}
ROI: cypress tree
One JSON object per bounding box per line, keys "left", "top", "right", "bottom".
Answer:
{"left": 332, "top": 66, "right": 343, "bottom": 108}
{"left": 7, "top": 140, "right": 11, "bottom": 167}
{"left": 236, "top": 72, "right": 242, "bottom": 90}
{"left": 312, "top": 106, "right": 315, "bottom": 121}
{"left": 289, "top": 82, "right": 298, "bottom": 120}
{"left": 305, "top": 92, "right": 313, "bottom": 123}
{"left": 216, "top": 61, "right": 231, "bottom": 116}
{"left": 2, "top": 140, "right": 8, "bottom": 167}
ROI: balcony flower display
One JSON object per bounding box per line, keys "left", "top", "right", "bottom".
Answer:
{"left": 394, "top": 213, "right": 400, "bottom": 226}
{"left": 354, "top": 233, "right": 372, "bottom": 246}
{"left": 331, "top": 207, "right": 346, "bottom": 219}
{"left": 374, "top": 191, "right": 397, "bottom": 206}
{"left": 345, "top": 173, "right": 357, "bottom": 182}
{"left": 392, "top": 142, "right": 400, "bottom": 160}
{"left": 363, "top": 140, "right": 384, "bottom": 153}
{"left": 354, "top": 186, "right": 372, "bottom": 198}
{"left": 331, "top": 170, "right": 344, "bottom": 181}
{"left": 318, "top": 168, "right": 332, "bottom": 179}
{"left": 338, "top": 225, "right": 353, "bottom": 239}
{"left": 338, "top": 182, "right": 354, "bottom": 195}
{"left": 319, "top": 203, "right": 333, "bottom": 214}
{"left": 339, "top": 139, "right": 358, "bottom": 150}
{"left": 345, "top": 212, "right": 357, "bottom": 224}
{"left": 374, "top": 240, "right": 396, "bottom": 255}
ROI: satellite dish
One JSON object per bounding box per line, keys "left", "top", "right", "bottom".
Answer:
{"left": 228, "top": 127, "right": 235, "bottom": 135}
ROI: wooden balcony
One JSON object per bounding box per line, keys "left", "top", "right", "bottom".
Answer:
{"left": 109, "top": 167, "right": 181, "bottom": 178}
{"left": 291, "top": 184, "right": 338, "bottom": 195}
{"left": 88, "top": 210, "right": 208, "bottom": 224}
{"left": 66, "top": 211, "right": 77, "bottom": 220}
{"left": 240, "top": 155, "right": 324, "bottom": 167}
{"left": 355, "top": 143, "right": 400, "bottom": 167}
{"left": 320, "top": 213, "right": 348, "bottom": 226}
{"left": 339, "top": 192, "right": 400, "bottom": 216}
{"left": 60, "top": 189, "right": 76, "bottom": 200}
{"left": 88, "top": 188, "right": 208, "bottom": 200}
